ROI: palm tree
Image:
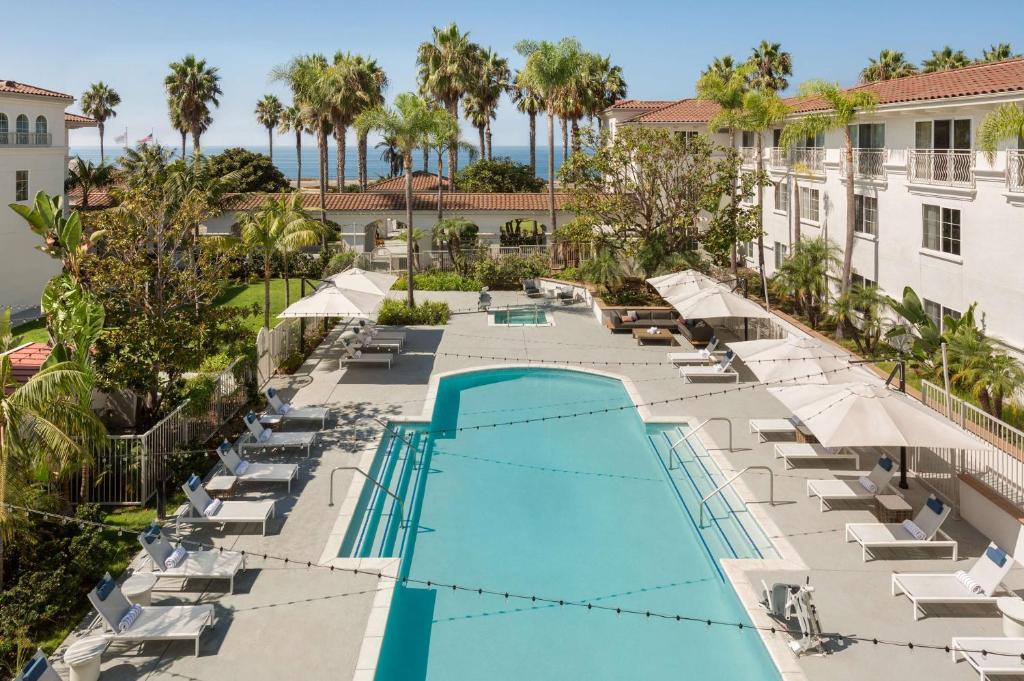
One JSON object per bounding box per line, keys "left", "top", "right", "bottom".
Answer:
{"left": 978, "top": 103, "right": 1024, "bottom": 164}
{"left": 463, "top": 93, "right": 490, "bottom": 158}
{"left": 66, "top": 157, "right": 113, "bottom": 209}
{"left": 586, "top": 54, "right": 627, "bottom": 133}
{"left": 353, "top": 56, "right": 388, "bottom": 189}
{"left": 425, "top": 111, "right": 463, "bottom": 221}
{"left": 376, "top": 133, "right": 403, "bottom": 177}
{"left": 330, "top": 52, "right": 371, "bottom": 191}
{"left": 254, "top": 95, "right": 283, "bottom": 162}
{"left": 780, "top": 81, "right": 879, "bottom": 329}
{"left": 979, "top": 43, "right": 1020, "bottom": 63}
{"left": 698, "top": 57, "right": 752, "bottom": 274}
{"left": 748, "top": 40, "right": 792, "bottom": 92}
{"left": 278, "top": 105, "right": 306, "bottom": 190}
{"left": 432, "top": 217, "right": 475, "bottom": 267}
{"left": 80, "top": 82, "right": 121, "bottom": 163}
{"left": 738, "top": 90, "right": 790, "bottom": 275}
{"left": 356, "top": 93, "right": 453, "bottom": 306}
{"left": 511, "top": 71, "right": 544, "bottom": 173}
{"left": 467, "top": 47, "right": 510, "bottom": 160}
{"left": 860, "top": 49, "right": 919, "bottom": 83}
{"left": 238, "top": 193, "right": 323, "bottom": 327}
{"left": 164, "top": 55, "right": 222, "bottom": 157}
{"left": 922, "top": 47, "right": 971, "bottom": 73}
{"left": 515, "top": 37, "right": 583, "bottom": 233}
{"left": 770, "top": 237, "right": 839, "bottom": 328}
{"left": 417, "top": 23, "right": 480, "bottom": 187}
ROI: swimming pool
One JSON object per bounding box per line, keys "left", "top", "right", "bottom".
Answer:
{"left": 343, "top": 368, "right": 780, "bottom": 681}
{"left": 488, "top": 308, "right": 552, "bottom": 326}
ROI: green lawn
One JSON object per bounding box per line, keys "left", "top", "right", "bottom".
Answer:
{"left": 215, "top": 278, "right": 305, "bottom": 333}
{"left": 11, "top": 318, "right": 48, "bottom": 345}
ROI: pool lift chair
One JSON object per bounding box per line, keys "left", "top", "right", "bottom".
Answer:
{"left": 760, "top": 578, "right": 828, "bottom": 656}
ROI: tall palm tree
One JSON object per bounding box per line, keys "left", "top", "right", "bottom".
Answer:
{"left": 417, "top": 23, "right": 480, "bottom": 187}
{"left": 781, "top": 81, "right": 878, "bottom": 336}
{"left": 978, "top": 103, "right": 1024, "bottom": 164}
{"left": 356, "top": 94, "right": 454, "bottom": 306}
{"left": 515, "top": 38, "right": 583, "bottom": 233}
{"left": 463, "top": 93, "right": 490, "bottom": 159}
{"left": 376, "top": 133, "right": 403, "bottom": 177}
{"left": 164, "top": 55, "right": 222, "bottom": 157}
{"left": 426, "top": 118, "right": 474, "bottom": 222}
{"left": 80, "top": 82, "right": 121, "bottom": 164}
{"left": 860, "top": 49, "right": 919, "bottom": 83}
{"left": 586, "top": 54, "right": 627, "bottom": 133}
{"left": 353, "top": 56, "right": 388, "bottom": 189}
{"left": 979, "top": 43, "right": 1020, "bottom": 63}
{"left": 697, "top": 57, "right": 752, "bottom": 274}
{"left": 748, "top": 40, "right": 792, "bottom": 92}
{"left": 466, "top": 47, "right": 510, "bottom": 161}
{"left": 922, "top": 47, "right": 971, "bottom": 73}
{"left": 66, "top": 157, "right": 113, "bottom": 209}
{"left": 511, "top": 71, "right": 544, "bottom": 173}
{"left": 770, "top": 237, "right": 840, "bottom": 328}
{"left": 329, "top": 52, "right": 370, "bottom": 191}
{"left": 238, "top": 193, "right": 323, "bottom": 327}
{"left": 278, "top": 104, "right": 306, "bottom": 189}
{"left": 254, "top": 94, "right": 283, "bottom": 162}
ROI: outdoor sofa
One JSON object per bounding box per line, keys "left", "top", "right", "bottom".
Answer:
{"left": 606, "top": 309, "right": 678, "bottom": 333}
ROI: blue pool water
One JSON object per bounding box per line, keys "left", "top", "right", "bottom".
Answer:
{"left": 343, "top": 368, "right": 781, "bottom": 681}
{"left": 490, "top": 308, "right": 550, "bottom": 326}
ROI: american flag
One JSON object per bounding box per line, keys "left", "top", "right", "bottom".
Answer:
{"left": 139, "top": 133, "right": 153, "bottom": 143}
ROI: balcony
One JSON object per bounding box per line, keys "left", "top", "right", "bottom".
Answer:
{"left": 840, "top": 148, "right": 888, "bottom": 179}
{"left": 738, "top": 146, "right": 757, "bottom": 165}
{"left": 0, "top": 131, "right": 52, "bottom": 147}
{"left": 906, "top": 149, "right": 975, "bottom": 188}
{"left": 769, "top": 147, "right": 824, "bottom": 173}
{"left": 1008, "top": 150, "right": 1024, "bottom": 193}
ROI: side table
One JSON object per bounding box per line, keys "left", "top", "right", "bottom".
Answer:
{"left": 874, "top": 494, "right": 912, "bottom": 523}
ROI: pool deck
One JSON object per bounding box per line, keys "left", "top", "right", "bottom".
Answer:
{"left": 58, "top": 289, "right": 1024, "bottom": 681}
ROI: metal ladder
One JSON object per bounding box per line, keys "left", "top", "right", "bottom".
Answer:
{"left": 698, "top": 466, "right": 775, "bottom": 527}
{"left": 665, "top": 417, "right": 734, "bottom": 469}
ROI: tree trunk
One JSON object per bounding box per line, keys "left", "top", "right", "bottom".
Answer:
{"left": 570, "top": 118, "right": 580, "bottom": 154}
{"left": 561, "top": 117, "right": 568, "bottom": 162}
{"left": 729, "top": 128, "right": 738, "bottom": 277}
{"left": 98, "top": 122, "right": 106, "bottom": 164}
{"left": 486, "top": 120, "right": 493, "bottom": 160}
{"left": 268, "top": 126, "right": 274, "bottom": 162}
{"left": 358, "top": 132, "right": 368, "bottom": 189}
{"left": 547, "top": 109, "right": 557, "bottom": 232}
{"left": 837, "top": 131, "right": 856, "bottom": 340}
{"left": 756, "top": 131, "right": 766, "bottom": 275}
{"left": 436, "top": 150, "right": 444, "bottom": 222}
{"left": 263, "top": 255, "right": 271, "bottom": 328}
{"left": 317, "top": 128, "right": 328, "bottom": 228}
{"left": 792, "top": 173, "right": 801, "bottom": 245}
{"left": 296, "top": 131, "right": 303, "bottom": 191}
{"left": 192, "top": 127, "right": 201, "bottom": 157}
{"left": 422, "top": 143, "right": 429, "bottom": 172}
{"left": 477, "top": 125, "right": 485, "bottom": 159}
{"left": 528, "top": 112, "right": 536, "bottom": 174}
{"left": 335, "top": 127, "right": 346, "bottom": 192}
{"left": 180, "top": 131, "right": 187, "bottom": 159}
{"left": 445, "top": 98, "right": 459, "bottom": 189}
{"left": 404, "top": 153, "right": 415, "bottom": 308}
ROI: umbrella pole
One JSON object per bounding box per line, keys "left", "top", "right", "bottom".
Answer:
{"left": 300, "top": 279, "right": 306, "bottom": 342}
{"left": 896, "top": 361, "right": 909, "bottom": 489}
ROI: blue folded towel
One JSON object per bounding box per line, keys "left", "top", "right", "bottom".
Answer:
{"left": 245, "top": 411, "right": 257, "bottom": 424}
{"left": 987, "top": 545, "right": 1009, "bottom": 567}
{"left": 95, "top": 575, "right": 115, "bottom": 601}
{"left": 142, "top": 524, "right": 161, "bottom": 544}
{"left": 877, "top": 456, "right": 893, "bottom": 472}
{"left": 219, "top": 440, "right": 232, "bottom": 454}
{"left": 20, "top": 656, "right": 46, "bottom": 681}
{"left": 926, "top": 496, "right": 944, "bottom": 515}
{"left": 267, "top": 387, "right": 277, "bottom": 398}
{"left": 186, "top": 474, "right": 201, "bottom": 491}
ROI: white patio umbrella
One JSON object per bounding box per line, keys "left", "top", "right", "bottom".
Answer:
{"left": 727, "top": 334, "right": 857, "bottom": 384}
{"left": 668, "top": 286, "right": 771, "bottom": 321}
{"left": 646, "top": 270, "right": 718, "bottom": 301}
{"left": 278, "top": 284, "right": 384, "bottom": 319}
{"left": 325, "top": 267, "right": 398, "bottom": 297}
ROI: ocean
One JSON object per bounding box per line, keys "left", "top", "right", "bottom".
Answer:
{"left": 68, "top": 144, "right": 566, "bottom": 182}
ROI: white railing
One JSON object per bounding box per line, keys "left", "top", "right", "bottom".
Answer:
{"left": 769, "top": 147, "right": 787, "bottom": 168}
{"left": 739, "top": 147, "right": 757, "bottom": 165}
{"left": 769, "top": 147, "right": 824, "bottom": 173}
{"left": 907, "top": 149, "right": 976, "bottom": 188}
{"left": 369, "top": 243, "right": 595, "bottom": 273}
{"left": 840, "top": 148, "right": 888, "bottom": 179}
{"left": 1007, "top": 150, "right": 1024, "bottom": 193}
{"left": 0, "top": 131, "right": 51, "bottom": 146}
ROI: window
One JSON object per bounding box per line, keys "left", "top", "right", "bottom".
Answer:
{"left": 803, "top": 132, "right": 825, "bottom": 148}
{"left": 849, "top": 123, "right": 885, "bottom": 149}
{"left": 772, "top": 129, "right": 783, "bottom": 147}
{"left": 674, "top": 130, "right": 698, "bottom": 142}
{"left": 922, "top": 205, "right": 960, "bottom": 255}
{"left": 15, "top": 114, "right": 28, "bottom": 144}
{"left": 923, "top": 298, "right": 960, "bottom": 332}
{"left": 800, "top": 186, "right": 820, "bottom": 222}
{"left": 854, "top": 195, "right": 878, "bottom": 235}
{"left": 774, "top": 241, "right": 788, "bottom": 269}
{"left": 851, "top": 272, "right": 876, "bottom": 288}
{"left": 774, "top": 180, "right": 789, "bottom": 212}
{"left": 34, "top": 115, "right": 47, "bottom": 141}
{"left": 0, "top": 113, "right": 6, "bottom": 144}
{"left": 15, "top": 170, "right": 28, "bottom": 201}
{"left": 741, "top": 131, "right": 756, "bottom": 147}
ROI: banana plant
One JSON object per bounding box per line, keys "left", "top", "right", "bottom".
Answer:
{"left": 9, "top": 191, "right": 95, "bottom": 280}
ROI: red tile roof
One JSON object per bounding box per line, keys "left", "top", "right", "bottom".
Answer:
{"left": 606, "top": 99, "right": 676, "bottom": 111}
{"left": 369, "top": 171, "right": 450, "bottom": 192}
{"left": 227, "top": 191, "right": 569, "bottom": 212}
{"left": 0, "top": 80, "right": 74, "bottom": 100}
{"left": 628, "top": 98, "right": 722, "bottom": 124}
{"left": 65, "top": 112, "right": 96, "bottom": 128}
{"left": 67, "top": 188, "right": 117, "bottom": 210}
{"left": 4, "top": 343, "right": 52, "bottom": 385}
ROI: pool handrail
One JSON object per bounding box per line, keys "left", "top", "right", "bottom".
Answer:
{"left": 329, "top": 466, "right": 406, "bottom": 529}
{"left": 698, "top": 466, "right": 774, "bottom": 527}
{"left": 666, "top": 417, "right": 734, "bottom": 469}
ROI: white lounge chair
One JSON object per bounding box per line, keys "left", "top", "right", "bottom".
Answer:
{"left": 177, "top": 474, "right": 275, "bottom": 536}
{"left": 678, "top": 351, "right": 738, "bottom": 383}
{"left": 241, "top": 411, "right": 318, "bottom": 457}
{"left": 806, "top": 454, "right": 897, "bottom": 511}
{"left": 356, "top": 320, "right": 406, "bottom": 344}
{"left": 340, "top": 342, "right": 393, "bottom": 368}
{"left": 354, "top": 333, "right": 402, "bottom": 353}
{"left": 845, "top": 496, "right": 957, "bottom": 562}
{"left": 892, "top": 543, "right": 1015, "bottom": 620}
{"left": 261, "top": 387, "right": 329, "bottom": 428}
{"left": 749, "top": 418, "right": 797, "bottom": 442}
{"left": 775, "top": 443, "right": 859, "bottom": 469}
{"left": 14, "top": 650, "right": 60, "bottom": 681}
{"left": 87, "top": 573, "right": 215, "bottom": 656}
{"left": 667, "top": 337, "right": 722, "bottom": 365}
{"left": 951, "top": 637, "right": 1024, "bottom": 679}
{"left": 138, "top": 524, "right": 246, "bottom": 593}
{"left": 217, "top": 441, "right": 298, "bottom": 492}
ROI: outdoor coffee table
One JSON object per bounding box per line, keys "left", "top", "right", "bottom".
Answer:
{"left": 632, "top": 328, "right": 678, "bottom": 346}
{"left": 874, "top": 494, "right": 912, "bottom": 523}
{"left": 794, "top": 421, "right": 820, "bottom": 444}
{"left": 205, "top": 475, "right": 238, "bottom": 499}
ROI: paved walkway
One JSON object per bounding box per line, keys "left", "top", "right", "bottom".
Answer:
{"left": 60, "top": 289, "right": 1022, "bottom": 681}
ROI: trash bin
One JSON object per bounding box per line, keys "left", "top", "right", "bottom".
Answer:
{"left": 63, "top": 637, "right": 107, "bottom": 681}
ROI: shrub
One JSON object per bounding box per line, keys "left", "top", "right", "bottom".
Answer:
{"left": 207, "top": 147, "right": 290, "bottom": 193}
{"left": 181, "top": 373, "right": 218, "bottom": 417}
{"left": 558, "top": 266, "right": 582, "bottom": 282}
{"left": 392, "top": 271, "right": 481, "bottom": 291}
{"left": 455, "top": 157, "right": 545, "bottom": 192}
{"left": 377, "top": 299, "right": 450, "bottom": 325}
{"left": 474, "top": 254, "right": 550, "bottom": 290}
{"left": 323, "top": 251, "right": 357, "bottom": 278}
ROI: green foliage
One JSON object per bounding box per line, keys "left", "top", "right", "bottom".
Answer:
{"left": 206, "top": 147, "right": 290, "bottom": 193}
{"left": 558, "top": 266, "right": 582, "bottom": 282}
{"left": 601, "top": 287, "right": 657, "bottom": 306}
{"left": 473, "top": 254, "right": 550, "bottom": 289}
{"left": 0, "top": 308, "right": 12, "bottom": 353}
{"left": 553, "top": 217, "right": 596, "bottom": 244}
{"left": 580, "top": 250, "right": 624, "bottom": 292}
{"left": 770, "top": 237, "right": 840, "bottom": 329}
{"left": 830, "top": 284, "right": 892, "bottom": 355}
{"left": 392, "top": 271, "right": 481, "bottom": 291}
{"left": 322, "top": 251, "right": 357, "bottom": 278}
{"left": 180, "top": 373, "right": 218, "bottom": 417}
{"left": 9, "top": 192, "right": 94, "bottom": 278}
{"left": 455, "top": 157, "right": 545, "bottom": 192}
{"left": 377, "top": 299, "right": 450, "bottom": 325}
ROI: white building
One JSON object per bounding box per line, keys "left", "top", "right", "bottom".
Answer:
{"left": 605, "top": 58, "right": 1024, "bottom": 355}
{"left": 0, "top": 80, "right": 93, "bottom": 319}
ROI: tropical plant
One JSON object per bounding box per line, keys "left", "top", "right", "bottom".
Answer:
{"left": 703, "top": 55, "right": 738, "bottom": 80}
{"left": 352, "top": 56, "right": 389, "bottom": 189}
{"left": 977, "top": 103, "right": 1024, "bottom": 163}
{"left": 278, "top": 105, "right": 306, "bottom": 189}
{"left": 9, "top": 192, "right": 93, "bottom": 279}
{"left": 515, "top": 37, "right": 583, "bottom": 233}
{"left": 424, "top": 112, "right": 470, "bottom": 220}
{"left": 356, "top": 94, "right": 454, "bottom": 306}
{"left": 770, "top": 237, "right": 839, "bottom": 328}
{"left": 238, "top": 194, "right": 323, "bottom": 327}
{"left": 254, "top": 94, "right": 283, "bottom": 161}
{"left": 377, "top": 299, "right": 450, "bottom": 325}
{"left": 465, "top": 47, "right": 510, "bottom": 160}
{"left": 66, "top": 158, "right": 114, "bottom": 210}
{"left": 829, "top": 283, "right": 891, "bottom": 354}
{"left": 978, "top": 43, "right": 1020, "bottom": 63}
{"left": 0, "top": 308, "right": 12, "bottom": 352}
{"left": 456, "top": 157, "right": 545, "bottom": 193}
{"left": 580, "top": 249, "right": 624, "bottom": 292}
{"left": 417, "top": 23, "right": 480, "bottom": 187}
{"left": 432, "top": 217, "right": 478, "bottom": 269}
{"left": 738, "top": 90, "right": 789, "bottom": 274}
{"left": 205, "top": 147, "right": 290, "bottom": 193}
{"left": 375, "top": 133, "right": 402, "bottom": 178}
{"left": 328, "top": 52, "right": 373, "bottom": 190}
{"left": 922, "top": 47, "right": 971, "bottom": 73}
{"left": 747, "top": 40, "right": 792, "bottom": 92}
{"left": 860, "top": 49, "right": 918, "bottom": 82}
{"left": 511, "top": 71, "right": 543, "bottom": 172}
{"left": 950, "top": 338, "right": 1024, "bottom": 419}
{"left": 165, "top": 54, "right": 222, "bottom": 156}
{"left": 780, "top": 80, "right": 878, "bottom": 323}
{"left": 585, "top": 54, "right": 627, "bottom": 133}
{"left": 79, "top": 82, "right": 121, "bottom": 163}
{"left": 117, "top": 142, "right": 175, "bottom": 189}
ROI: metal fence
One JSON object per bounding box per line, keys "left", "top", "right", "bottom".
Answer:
{"left": 360, "top": 243, "right": 595, "bottom": 274}
{"left": 907, "top": 149, "right": 976, "bottom": 188}
{"left": 256, "top": 318, "right": 302, "bottom": 387}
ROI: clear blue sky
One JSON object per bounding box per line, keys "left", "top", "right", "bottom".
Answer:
{"left": 7, "top": 0, "right": 1023, "bottom": 148}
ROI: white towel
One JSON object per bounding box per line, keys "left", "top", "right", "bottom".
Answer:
{"left": 955, "top": 570, "right": 985, "bottom": 595}
{"left": 118, "top": 604, "right": 142, "bottom": 632}
{"left": 858, "top": 476, "right": 878, "bottom": 494}
{"left": 236, "top": 460, "right": 250, "bottom": 475}
{"left": 648, "top": 326, "right": 658, "bottom": 334}
{"left": 902, "top": 519, "right": 926, "bottom": 540}
{"left": 204, "top": 498, "right": 223, "bottom": 518}
{"left": 258, "top": 428, "right": 272, "bottom": 443}
{"left": 279, "top": 403, "right": 291, "bottom": 414}
{"left": 164, "top": 545, "right": 186, "bottom": 569}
